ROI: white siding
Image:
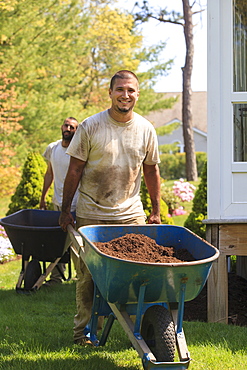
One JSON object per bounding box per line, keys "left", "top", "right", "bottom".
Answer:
{"left": 208, "top": 0, "right": 247, "bottom": 219}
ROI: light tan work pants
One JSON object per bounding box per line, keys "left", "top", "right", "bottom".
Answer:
{"left": 73, "top": 216, "right": 146, "bottom": 342}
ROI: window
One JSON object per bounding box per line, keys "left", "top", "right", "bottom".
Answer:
{"left": 233, "top": 0, "right": 247, "bottom": 161}
{"left": 233, "top": 0, "right": 247, "bottom": 92}
{"left": 234, "top": 104, "right": 247, "bottom": 161}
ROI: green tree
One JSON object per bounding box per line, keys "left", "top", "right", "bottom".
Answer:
{"left": 0, "top": 0, "right": 90, "bottom": 160}
{"left": 0, "top": 71, "right": 26, "bottom": 165}
{"left": 0, "top": 0, "right": 175, "bottom": 167}
{"left": 184, "top": 160, "right": 207, "bottom": 238}
{"left": 0, "top": 70, "right": 26, "bottom": 199}
{"left": 7, "top": 152, "right": 53, "bottom": 215}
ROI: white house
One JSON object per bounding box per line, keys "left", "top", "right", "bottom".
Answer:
{"left": 145, "top": 92, "right": 207, "bottom": 153}
{"left": 206, "top": 0, "right": 247, "bottom": 324}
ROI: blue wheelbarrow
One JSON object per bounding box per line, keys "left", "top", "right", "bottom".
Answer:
{"left": 68, "top": 224, "right": 219, "bottom": 370}
{"left": 0, "top": 209, "right": 72, "bottom": 292}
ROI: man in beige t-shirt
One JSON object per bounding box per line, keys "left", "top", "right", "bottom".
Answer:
{"left": 59, "top": 70, "right": 161, "bottom": 345}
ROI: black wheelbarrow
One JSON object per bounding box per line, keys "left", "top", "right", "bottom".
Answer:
{"left": 68, "top": 224, "right": 220, "bottom": 370}
{"left": 0, "top": 209, "right": 72, "bottom": 293}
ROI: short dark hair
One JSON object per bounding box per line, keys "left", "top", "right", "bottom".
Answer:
{"left": 110, "top": 70, "right": 139, "bottom": 90}
{"left": 64, "top": 117, "right": 78, "bottom": 124}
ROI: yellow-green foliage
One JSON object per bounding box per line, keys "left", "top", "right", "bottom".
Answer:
{"left": 0, "top": 166, "right": 21, "bottom": 197}
{"left": 160, "top": 181, "right": 180, "bottom": 215}
{"left": 7, "top": 152, "right": 53, "bottom": 215}
{"left": 159, "top": 152, "right": 207, "bottom": 180}
{"left": 184, "top": 161, "right": 207, "bottom": 238}
{"left": 140, "top": 177, "right": 174, "bottom": 225}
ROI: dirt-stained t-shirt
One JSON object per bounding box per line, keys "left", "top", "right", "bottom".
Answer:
{"left": 66, "top": 110, "right": 160, "bottom": 220}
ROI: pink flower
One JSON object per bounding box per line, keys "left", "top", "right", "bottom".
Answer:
{"left": 173, "top": 179, "right": 196, "bottom": 202}
{"left": 172, "top": 207, "right": 187, "bottom": 216}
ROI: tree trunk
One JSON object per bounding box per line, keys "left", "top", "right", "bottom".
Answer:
{"left": 182, "top": 0, "right": 198, "bottom": 181}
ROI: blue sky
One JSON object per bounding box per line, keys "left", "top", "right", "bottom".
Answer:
{"left": 117, "top": 0, "right": 207, "bottom": 93}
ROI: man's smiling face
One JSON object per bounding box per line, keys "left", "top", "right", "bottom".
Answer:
{"left": 109, "top": 76, "right": 139, "bottom": 115}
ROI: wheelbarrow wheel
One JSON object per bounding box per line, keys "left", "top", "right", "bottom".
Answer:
{"left": 24, "top": 259, "right": 42, "bottom": 290}
{"left": 141, "top": 305, "right": 175, "bottom": 362}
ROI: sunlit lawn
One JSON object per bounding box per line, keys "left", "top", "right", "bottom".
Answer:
{"left": 2, "top": 179, "right": 246, "bottom": 369}
{"left": 0, "top": 259, "right": 247, "bottom": 370}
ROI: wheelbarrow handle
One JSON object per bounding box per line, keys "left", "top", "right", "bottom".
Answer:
{"left": 67, "top": 224, "right": 85, "bottom": 257}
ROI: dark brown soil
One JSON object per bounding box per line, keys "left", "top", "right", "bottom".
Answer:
{"left": 95, "top": 233, "right": 195, "bottom": 263}
{"left": 95, "top": 233, "right": 247, "bottom": 327}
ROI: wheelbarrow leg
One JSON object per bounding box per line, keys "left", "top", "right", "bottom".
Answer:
{"left": 85, "top": 284, "right": 112, "bottom": 346}
{"left": 168, "top": 278, "right": 190, "bottom": 362}
{"left": 16, "top": 259, "right": 29, "bottom": 289}
{"left": 108, "top": 302, "right": 156, "bottom": 363}
{"left": 169, "top": 305, "right": 190, "bottom": 362}
{"left": 98, "top": 313, "right": 115, "bottom": 346}
{"left": 16, "top": 242, "right": 29, "bottom": 290}
{"left": 57, "top": 248, "right": 72, "bottom": 281}
{"left": 67, "top": 256, "right": 72, "bottom": 280}
{"left": 56, "top": 264, "right": 67, "bottom": 281}
{"left": 31, "top": 257, "right": 62, "bottom": 290}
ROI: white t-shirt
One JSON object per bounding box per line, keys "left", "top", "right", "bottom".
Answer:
{"left": 67, "top": 110, "right": 160, "bottom": 220}
{"left": 43, "top": 139, "right": 78, "bottom": 211}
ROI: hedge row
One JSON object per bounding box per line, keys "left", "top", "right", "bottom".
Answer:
{"left": 159, "top": 152, "right": 207, "bottom": 180}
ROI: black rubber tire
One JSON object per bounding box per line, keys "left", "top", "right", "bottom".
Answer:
{"left": 141, "top": 305, "right": 176, "bottom": 362}
{"left": 24, "top": 259, "right": 42, "bottom": 290}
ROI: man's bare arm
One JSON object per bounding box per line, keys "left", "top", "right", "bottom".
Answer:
{"left": 143, "top": 163, "right": 161, "bottom": 224}
{"left": 40, "top": 162, "right": 53, "bottom": 209}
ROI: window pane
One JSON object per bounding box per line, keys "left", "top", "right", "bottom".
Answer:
{"left": 233, "top": 0, "right": 247, "bottom": 92}
{"left": 234, "top": 104, "right": 247, "bottom": 161}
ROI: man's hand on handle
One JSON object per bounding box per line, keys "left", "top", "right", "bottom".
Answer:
{"left": 148, "top": 211, "right": 161, "bottom": 224}
{"left": 59, "top": 211, "right": 75, "bottom": 232}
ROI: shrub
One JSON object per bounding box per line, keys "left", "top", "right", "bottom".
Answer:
{"left": 196, "top": 152, "right": 207, "bottom": 176}
{"left": 184, "top": 160, "right": 207, "bottom": 238}
{"left": 7, "top": 152, "right": 53, "bottom": 215}
{"left": 159, "top": 152, "right": 207, "bottom": 180}
{"left": 160, "top": 182, "right": 180, "bottom": 215}
{"left": 159, "top": 153, "right": 186, "bottom": 180}
{"left": 161, "top": 178, "right": 196, "bottom": 216}
{"left": 140, "top": 177, "right": 174, "bottom": 225}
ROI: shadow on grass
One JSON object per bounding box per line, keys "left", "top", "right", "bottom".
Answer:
{"left": 0, "top": 282, "right": 142, "bottom": 369}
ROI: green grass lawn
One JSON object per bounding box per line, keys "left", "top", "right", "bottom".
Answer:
{"left": 0, "top": 259, "right": 247, "bottom": 370}
{"left": 1, "top": 180, "right": 246, "bottom": 369}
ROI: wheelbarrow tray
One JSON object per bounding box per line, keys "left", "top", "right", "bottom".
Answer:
{"left": 0, "top": 209, "right": 67, "bottom": 262}
{"left": 0, "top": 209, "right": 72, "bottom": 292}
{"left": 77, "top": 224, "right": 219, "bottom": 305}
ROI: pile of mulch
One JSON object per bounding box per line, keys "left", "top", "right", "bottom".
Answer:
{"left": 95, "top": 233, "right": 195, "bottom": 263}
{"left": 95, "top": 233, "right": 247, "bottom": 327}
